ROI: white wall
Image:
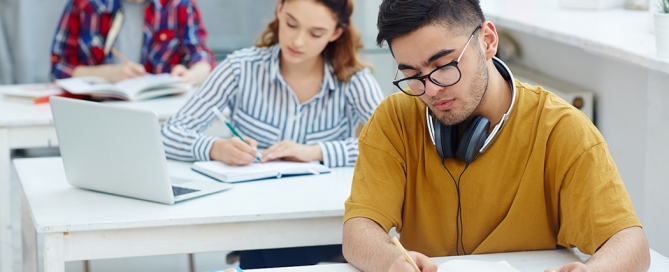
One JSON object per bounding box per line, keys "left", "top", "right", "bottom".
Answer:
{"left": 197, "top": 0, "right": 274, "bottom": 54}
{"left": 0, "top": 13, "right": 13, "bottom": 84}
{"left": 351, "top": 0, "right": 398, "bottom": 96}
{"left": 644, "top": 70, "right": 669, "bottom": 257}
{"left": 0, "top": 0, "right": 68, "bottom": 83}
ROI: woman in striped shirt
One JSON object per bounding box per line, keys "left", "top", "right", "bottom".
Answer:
{"left": 161, "top": 0, "right": 383, "bottom": 168}
{"left": 161, "top": 0, "right": 383, "bottom": 268}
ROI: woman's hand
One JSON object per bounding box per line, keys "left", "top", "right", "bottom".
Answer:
{"left": 72, "top": 62, "right": 145, "bottom": 83}
{"left": 118, "top": 61, "right": 146, "bottom": 81}
{"left": 170, "top": 61, "right": 212, "bottom": 86}
{"left": 170, "top": 64, "right": 195, "bottom": 85}
{"left": 261, "top": 141, "right": 322, "bottom": 163}
{"left": 210, "top": 137, "right": 259, "bottom": 166}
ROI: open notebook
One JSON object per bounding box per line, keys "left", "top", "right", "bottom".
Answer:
{"left": 55, "top": 74, "right": 188, "bottom": 101}
{"left": 439, "top": 259, "right": 520, "bottom": 272}
{"left": 192, "top": 161, "right": 330, "bottom": 183}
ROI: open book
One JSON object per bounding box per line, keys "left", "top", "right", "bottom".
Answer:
{"left": 192, "top": 161, "right": 331, "bottom": 183}
{"left": 55, "top": 74, "right": 189, "bottom": 101}
{"left": 439, "top": 259, "right": 520, "bottom": 272}
{"left": 0, "top": 84, "right": 65, "bottom": 104}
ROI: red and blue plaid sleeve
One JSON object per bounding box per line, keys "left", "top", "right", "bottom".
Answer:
{"left": 178, "top": 1, "right": 216, "bottom": 69}
{"left": 50, "top": 1, "right": 82, "bottom": 79}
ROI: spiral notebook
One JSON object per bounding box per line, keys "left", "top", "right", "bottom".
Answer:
{"left": 192, "top": 161, "right": 330, "bottom": 183}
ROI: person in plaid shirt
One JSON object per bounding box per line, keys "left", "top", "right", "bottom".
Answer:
{"left": 50, "top": 0, "right": 216, "bottom": 85}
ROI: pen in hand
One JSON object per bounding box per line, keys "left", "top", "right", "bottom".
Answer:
{"left": 111, "top": 48, "right": 130, "bottom": 63}
{"left": 111, "top": 48, "right": 145, "bottom": 78}
{"left": 211, "top": 107, "right": 262, "bottom": 162}
{"left": 391, "top": 237, "right": 421, "bottom": 272}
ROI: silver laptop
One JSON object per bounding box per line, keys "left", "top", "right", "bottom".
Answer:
{"left": 50, "top": 96, "right": 232, "bottom": 204}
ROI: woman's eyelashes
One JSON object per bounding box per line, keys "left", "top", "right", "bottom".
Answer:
{"left": 285, "top": 21, "right": 325, "bottom": 38}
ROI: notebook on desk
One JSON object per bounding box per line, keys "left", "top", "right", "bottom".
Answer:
{"left": 192, "top": 161, "right": 330, "bottom": 183}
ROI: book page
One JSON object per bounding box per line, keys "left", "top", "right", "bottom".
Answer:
{"left": 0, "top": 84, "right": 62, "bottom": 99}
{"left": 192, "top": 160, "right": 330, "bottom": 182}
{"left": 115, "top": 73, "right": 181, "bottom": 98}
{"left": 55, "top": 77, "right": 120, "bottom": 95}
{"left": 197, "top": 161, "right": 328, "bottom": 176}
{"left": 55, "top": 74, "right": 184, "bottom": 101}
{"left": 438, "top": 259, "right": 520, "bottom": 272}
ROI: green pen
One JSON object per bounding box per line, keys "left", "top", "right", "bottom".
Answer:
{"left": 211, "top": 107, "right": 262, "bottom": 162}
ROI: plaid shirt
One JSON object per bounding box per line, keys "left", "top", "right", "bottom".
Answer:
{"left": 50, "top": 0, "right": 216, "bottom": 79}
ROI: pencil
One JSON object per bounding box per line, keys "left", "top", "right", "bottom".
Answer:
{"left": 391, "top": 237, "right": 420, "bottom": 272}
{"left": 111, "top": 48, "right": 130, "bottom": 63}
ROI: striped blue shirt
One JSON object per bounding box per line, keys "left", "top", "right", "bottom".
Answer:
{"left": 161, "top": 44, "right": 384, "bottom": 167}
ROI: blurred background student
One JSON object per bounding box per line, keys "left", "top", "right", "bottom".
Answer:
{"left": 161, "top": 0, "right": 384, "bottom": 268}
{"left": 50, "top": 0, "right": 216, "bottom": 85}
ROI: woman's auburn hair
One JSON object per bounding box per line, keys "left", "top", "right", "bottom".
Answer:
{"left": 255, "top": 0, "right": 369, "bottom": 82}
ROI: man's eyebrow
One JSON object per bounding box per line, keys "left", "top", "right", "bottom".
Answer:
{"left": 397, "top": 63, "right": 416, "bottom": 70}
{"left": 397, "top": 48, "right": 457, "bottom": 71}
{"left": 424, "top": 49, "right": 455, "bottom": 67}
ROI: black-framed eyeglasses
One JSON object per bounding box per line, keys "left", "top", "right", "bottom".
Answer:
{"left": 393, "top": 25, "right": 482, "bottom": 96}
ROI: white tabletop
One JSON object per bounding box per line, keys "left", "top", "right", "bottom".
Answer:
{"left": 13, "top": 157, "right": 354, "bottom": 233}
{"left": 0, "top": 85, "right": 192, "bottom": 127}
{"left": 247, "top": 248, "right": 669, "bottom": 272}
{"left": 480, "top": 0, "right": 669, "bottom": 74}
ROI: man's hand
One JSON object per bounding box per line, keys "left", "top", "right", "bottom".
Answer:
{"left": 388, "top": 251, "right": 438, "bottom": 272}
{"left": 210, "top": 137, "right": 259, "bottom": 166}
{"left": 261, "top": 140, "right": 322, "bottom": 163}
{"left": 545, "top": 262, "right": 588, "bottom": 272}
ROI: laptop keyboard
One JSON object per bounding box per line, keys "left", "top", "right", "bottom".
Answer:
{"left": 172, "top": 186, "right": 200, "bottom": 197}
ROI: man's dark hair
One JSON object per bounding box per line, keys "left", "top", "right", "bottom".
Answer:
{"left": 376, "top": 0, "right": 485, "bottom": 48}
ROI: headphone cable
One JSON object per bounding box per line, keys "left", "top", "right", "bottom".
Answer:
{"left": 441, "top": 158, "right": 470, "bottom": 255}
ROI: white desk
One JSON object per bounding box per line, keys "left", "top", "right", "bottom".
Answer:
{"left": 13, "top": 157, "right": 354, "bottom": 272}
{"left": 246, "top": 249, "right": 669, "bottom": 272}
{"left": 0, "top": 89, "right": 191, "bottom": 272}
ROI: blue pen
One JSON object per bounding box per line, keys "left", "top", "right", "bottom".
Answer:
{"left": 211, "top": 107, "right": 262, "bottom": 162}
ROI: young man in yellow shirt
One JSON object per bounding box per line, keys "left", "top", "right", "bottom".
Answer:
{"left": 342, "top": 1, "right": 650, "bottom": 271}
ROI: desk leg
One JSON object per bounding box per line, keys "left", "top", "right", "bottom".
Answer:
{"left": 43, "top": 233, "right": 64, "bottom": 272}
{"left": 0, "top": 128, "right": 12, "bottom": 272}
{"left": 21, "top": 189, "right": 37, "bottom": 272}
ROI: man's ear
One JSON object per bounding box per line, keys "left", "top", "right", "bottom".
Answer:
{"left": 480, "top": 21, "right": 499, "bottom": 60}
{"left": 329, "top": 27, "right": 344, "bottom": 42}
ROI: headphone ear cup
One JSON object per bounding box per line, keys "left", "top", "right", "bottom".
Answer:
{"left": 434, "top": 120, "right": 459, "bottom": 160}
{"left": 458, "top": 116, "right": 491, "bottom": 163}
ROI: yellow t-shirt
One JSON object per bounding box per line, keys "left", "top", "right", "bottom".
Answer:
{"left": 344, "top": 80, "right": 640, "bottom": 256}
